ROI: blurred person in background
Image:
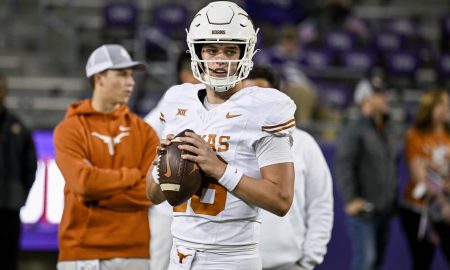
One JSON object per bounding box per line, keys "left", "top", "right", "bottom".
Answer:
{"left": 0, "top": 73, "right": 37, "bottom": 270}
{"left": 176, "top": 50, "right": 199, "bottom": 85}
{"left": 399, "top": 88, "right": 450, "bottom": 270}
{"left": 53, "top": 44, "right": 159, "bottom": 270}
{"left": 255, "top": 26, "right": 318, "bottom": 124}
{"left": 146, "top": 51, "right": 200, "bottom": 137}
{"left": 255, "top": 25, "right": 341, "bottom": 130}
{"left": 298, "top": 0, "right": 370, "bottom": 48}
{"left": 144, "top": 51, "right": 200, "bottom": 270}
{"left": 243, "top": 66, "right": 334, "bottom": 270}
{"left": 334, "top": 78, "right": 398, "bottom": 270}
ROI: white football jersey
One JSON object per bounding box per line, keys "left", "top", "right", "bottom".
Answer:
{"left": 157, "top": 83, "right": 296, "bottom": 251}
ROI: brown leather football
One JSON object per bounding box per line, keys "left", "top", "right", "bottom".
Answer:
{"left": 158, "top": 129, "right": 203, "bottom": 206}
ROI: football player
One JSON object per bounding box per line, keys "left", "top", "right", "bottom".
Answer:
{"left": 146, "top": 1, "right": 296, "bottom": 269}
{"left": 244, "top": 66, "right": 334, "bottom": 270}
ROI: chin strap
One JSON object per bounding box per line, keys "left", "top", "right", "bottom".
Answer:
{"left": 212, "top": 84, "right": 233, "bottom": 92}
{"left": 203, "top": 74, "right": 237, "bottom": 93}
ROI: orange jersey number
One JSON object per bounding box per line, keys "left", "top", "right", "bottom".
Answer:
{"left": 174, "top": 153, "right": 228, "bottom": 216}
{"left": 173, "top": 177, "right": 227, "bottom": 216}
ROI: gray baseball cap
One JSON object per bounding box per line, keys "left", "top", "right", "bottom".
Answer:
{"left": 354, "top": 78, "right": 386, "bottom": 105}
{"left": 85, "top": 44, "right": 147, "bottom": 77}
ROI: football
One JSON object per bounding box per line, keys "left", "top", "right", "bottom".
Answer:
{"left": 158, "top": 129, "right": 204, "bottom": 206}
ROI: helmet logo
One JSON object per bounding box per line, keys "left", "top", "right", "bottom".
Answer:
{"left": 212, "top": 30, "right": 226, "bottom": 35}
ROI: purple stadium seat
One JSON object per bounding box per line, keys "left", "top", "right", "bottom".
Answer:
{"left": 383, "top": 18, "right": 417, "bottom": 37}
{"left": 339, "top": 49, "right": 376, "bottom": 72}
{"left": 244, "top": 0, "right": 305, "bottom": 25}
{"left": 375, "top": 31, "right": 405, "bottom": 52}
{"left": 324, "top": 30, "right": 354, "bottom": 51}
{"left": 103, "top": 2, "right": 138, "bottom": 28}
{"left": 317, "top": 83, "right": 353, "bottom": 110}
{"left": 141, "top": 25, "right": 170, "bottom": 61}
{"left": 437, "top": 54, "right": 450, "bottom": 76}
{"left": 383, "top": 51, "right": 419, "bottom": 76}
{"left": 298, "top": 23, "right": 317, "bottom": 47}
{"left": 383, "top": 51, "right": 419, "bottom": 88}
{"left": 300, "top": 48, "right": 334, "bottom": 68}
{"left": 102, "top": 2, "right": 138, "bottom": 42}
{"left": 152, "top": 3, "right": 189, "bottom": 40}
{"left": 252, "top": 46, "right": 297, "bottom": 68}
{"left": 267, "top": 55, "right": 286, "bottom": 67}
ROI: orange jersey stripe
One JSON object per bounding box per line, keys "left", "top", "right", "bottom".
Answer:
{"left": 261, "top": 118, "right": 295, "bottom": 130}
{"left": 263, "top": 123, "right": 296, "bottom": 134}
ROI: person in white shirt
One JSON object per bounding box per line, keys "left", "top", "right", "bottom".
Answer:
{"left": 145, "top": 2, "right": 297, "bottom": 270}
{"left": 243, "top": 66, "right": 334, "bottom": 270}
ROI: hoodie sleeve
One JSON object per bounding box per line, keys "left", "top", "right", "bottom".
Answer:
{"left": 300, "top": 133, "right": 334, "bottom": 269}
{"left": 54, "top": 120, "right": 142, "bottom": 200}
{"left": 98, "top": 123, "right": 160, "bottom": 210}
{"left": 97, "top": 176, "right": 150, "bottom": 211}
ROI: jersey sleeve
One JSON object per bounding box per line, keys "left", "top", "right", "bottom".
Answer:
{"left": 255, "top": 136, "right": 293, "bottom": 168}
{"left": 250, "top": 91, "right": 296, "bottom": 166}
{"left": 259, "top": 92, "right": 297, "bottom": 138}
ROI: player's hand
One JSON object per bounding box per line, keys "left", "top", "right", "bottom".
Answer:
{"left": 162, "top": 134, "right": 175, "bottom": 148}
{"left": 345, "top": 198, "right": 369, "bottom": 215}
{"left": 441, "top": 202, "right": 450, "bottom": 224}
{"left": 153, "top": 134, "right": 175, "bottom": 166}
{"left": 178, "top": 131, "right": 226, "bottom": 180}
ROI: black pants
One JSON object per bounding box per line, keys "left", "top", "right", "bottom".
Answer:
{"left": 0, "top": 208, "right": 21, "bottom": 270}
{"left": 399, "top": 206, "right": 450, "bottom": 270}
{"left": 434, "top": 221, "right": 450, "bottom": 265}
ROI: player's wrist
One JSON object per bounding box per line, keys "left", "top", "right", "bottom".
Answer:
{"left": 213, "top": 162, "right": 227, "bottom": 180}
{"left": 217, "top": 164, "right": 243, "bottom": 191}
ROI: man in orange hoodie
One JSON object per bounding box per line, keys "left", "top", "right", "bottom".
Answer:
{"left": 54, "top": 44, "right": 159, "bottom": 270}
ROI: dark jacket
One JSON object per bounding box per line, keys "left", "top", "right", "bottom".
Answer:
{"left": 0, "top": 108, "right": 37, "bottom": 211}
{"left": 334, "top": 115, "right": 398, "bottom": 213}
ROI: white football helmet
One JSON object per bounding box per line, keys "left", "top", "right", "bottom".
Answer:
{"left": 186, "top": 1, "right": 259, "bottom": 92}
